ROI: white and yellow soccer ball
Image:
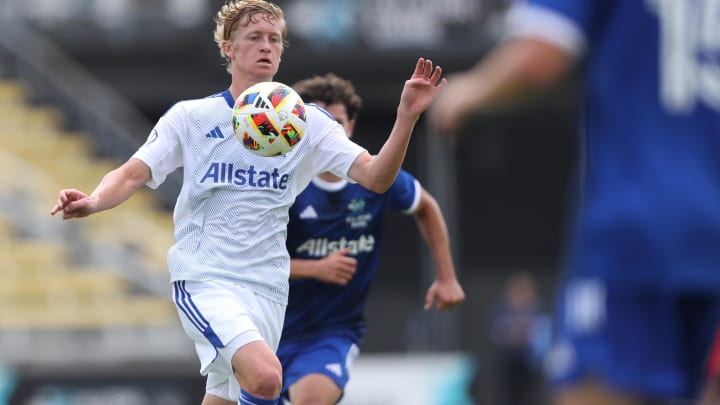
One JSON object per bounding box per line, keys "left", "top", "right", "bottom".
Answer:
{"left": 232, "top": 81, "right": 307, "bottom": 157}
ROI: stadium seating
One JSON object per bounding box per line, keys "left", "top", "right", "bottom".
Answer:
{"left": 0, "top": 75, "right": 178, "bottom": 332}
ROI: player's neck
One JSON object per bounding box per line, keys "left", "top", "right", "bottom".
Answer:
{"left": 318, "top": 172, "right": 342, "bottom": 183}
{"left": 229, "top": 76, "right": 273, "bottom": 100}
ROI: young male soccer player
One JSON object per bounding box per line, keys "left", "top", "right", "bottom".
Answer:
{"left": 277, "top": 73, "right": 465, "bottom": 405}
{"left": 430, "top": 0, "right": 720, "bottom": 404}
{"left": 49, "top": 1, "right": 447, "bottom": 404}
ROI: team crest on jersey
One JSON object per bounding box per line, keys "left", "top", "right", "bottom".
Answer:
{"left": 347, "top": 199, "right": 365, "bottom": 212}
{"left": 345, "top": 198, "right": 371, "bottom": 229}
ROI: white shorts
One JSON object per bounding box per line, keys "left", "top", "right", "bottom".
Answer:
{"left": 172, "top": 280, "right": 286, "bottom": 401}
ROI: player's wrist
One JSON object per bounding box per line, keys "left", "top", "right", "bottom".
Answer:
{"left": 395, "top": 109, "right": 421, "bottom": 124}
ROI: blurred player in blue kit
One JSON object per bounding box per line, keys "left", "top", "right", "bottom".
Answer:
{"left": 49, "top": 0, "right": 447, "bottom": 404}
{"left": 277, "top": 73, "right": 465, "bottom": 405}
{"left": 431, "top": 0, "right": 720, "bottom": 404}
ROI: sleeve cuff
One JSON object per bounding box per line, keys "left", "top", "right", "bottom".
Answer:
{"left": 505, "top": 2, "right": 587, "bottom": 58}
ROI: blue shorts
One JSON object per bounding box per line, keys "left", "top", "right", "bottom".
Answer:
{"left": 277, "top": 333, "right": 359, "bottom": 400}
{"left": 545, "top": 277, "right": 720, "bottom": 400}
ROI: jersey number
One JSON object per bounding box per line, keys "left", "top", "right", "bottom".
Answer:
{"left": 648, "top": 0, "right": 720, "bottom": 113}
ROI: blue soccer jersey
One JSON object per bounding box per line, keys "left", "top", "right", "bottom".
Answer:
{"left": 511, "top": 0, "right": 720, "bottom": 289}
{"left": 281, "top": 169, "right": 420, "bottom": 343}
{"left": 510, "top": 0, "right": 720, "bottom": 399}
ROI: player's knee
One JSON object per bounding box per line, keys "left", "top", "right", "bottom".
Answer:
{"left": 289, "top": 376, "right": 342, "bottom": 405}
{"left": 239, "top": 365, "right": 283, "bottom": 398}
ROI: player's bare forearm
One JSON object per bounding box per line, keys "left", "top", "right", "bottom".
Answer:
{"left": 289, "top": 259, "right": 321, "bottom": 280}
{"left": 349, "top": 58, "right": 446, "bottom": 192}
{"left": 349, "top": 114, "right": 416, "bottom": 193}
{"left": 431, "top": 38, "right": 572, "bottom": 134}
{"left": 415, "top": 190, "right": 465, "bottom": 311}
{"left": 51, "top": 158, "right": 151, "bottom": 219}
{"left": 289, "top": 249, "right": 357, "bottom": 285}
{"left": 93, "top": 162, "right": 149, "bottom": 208}
{"left": 414, "top": 190, "right": 456, "bottom": 281}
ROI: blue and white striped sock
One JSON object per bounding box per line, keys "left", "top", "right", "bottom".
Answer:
{"left": 238, "top": 389, "right": 279, "bottom": 405}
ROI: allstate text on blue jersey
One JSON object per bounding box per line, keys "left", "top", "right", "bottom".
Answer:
{"left": 295, "top": 235, "right": 375, "bottom": 258}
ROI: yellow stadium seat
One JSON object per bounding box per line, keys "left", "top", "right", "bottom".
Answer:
{"left": 0, "top": 296, "right": 176, "bottom": 330}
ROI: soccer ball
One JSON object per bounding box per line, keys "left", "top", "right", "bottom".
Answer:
{"left": 232, "top": 81, "right": 307, "bottom": 157}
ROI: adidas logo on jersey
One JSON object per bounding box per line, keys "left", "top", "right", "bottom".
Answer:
{"left": 325, "top": 363, "right": 343, "bottom": 378}
{"left": 205, "top": 126, "right": 225, "bottom": 138}
{"left": 299, "top": 205, "right": 318, "bottom": 219}
{"left": 295, "top": 235, "right": 375, "bottom": 257}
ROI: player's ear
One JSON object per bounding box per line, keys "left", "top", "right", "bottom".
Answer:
{"left": 346, "top": 119, "right": 356, "bottom": 138}
{"left": 221, "top": 40, "right": 234, "bottom": 59}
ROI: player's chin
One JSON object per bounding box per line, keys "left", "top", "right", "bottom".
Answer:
{"left": 254, "top": 63, "right": 278, "bottom": 76}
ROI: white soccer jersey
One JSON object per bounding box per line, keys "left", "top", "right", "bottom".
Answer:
{"left": 132, "top": 91, "right": 366, "bottom": 305}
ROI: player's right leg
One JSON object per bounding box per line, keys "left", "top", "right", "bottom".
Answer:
{"left": 173, "top": 280, "right": 285, "bottom": 404}
{"left": 288, "top": 374, "right": 343, "bottom": 405}
{"left": 278, "top": 334, "right": 359, "bottom": 405}
{"left": 231, "top": 340, "right": 283, "bottom": 400}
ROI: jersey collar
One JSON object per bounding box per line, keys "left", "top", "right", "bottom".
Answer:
{"left": 312, "top": 176, "right": 348, "bottom": 192}
{"left": 222, "top": 89, "right": 235, "bottom": 108}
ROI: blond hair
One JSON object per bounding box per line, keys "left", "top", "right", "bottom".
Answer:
{"left": 214, "top": 0, "right": 287, "bottom": 73}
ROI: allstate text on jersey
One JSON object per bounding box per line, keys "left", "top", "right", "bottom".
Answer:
{"left": 296, "top": 235, "right": 375, "bottom": 257}
{"left": 200, "top": 162, "right": 290, "bottom": 189}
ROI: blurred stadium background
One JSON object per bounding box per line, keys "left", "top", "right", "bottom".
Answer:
{"left": 0, "top": 0, "right": 580, "bottom": 404}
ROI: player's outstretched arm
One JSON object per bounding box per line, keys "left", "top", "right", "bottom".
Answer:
{"left": 429, "top": 38, "right": 572, "bottom": 135}
{"left": 413, "top": 188, "right": 465, "bottom": 311}
{"left": 50, "top": 158, "right": 151, "bottom": 219}
{"left": 289, "top": 248, "right": 358, "bottom": 285}
{"left": 348, "top": 58, "right": 447, "bottom": 193}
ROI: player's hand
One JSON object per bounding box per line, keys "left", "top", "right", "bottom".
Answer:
{"left": 50, "top": 189, "right": 98, "bottom": 219}
{"left": 424, "top": 277, "right": 465, "bottom": 312}
{"left": 316, "top": 248, "right": 357, "bottom": 286}
{"left": 397, "top": 58, "right": 448, "bottom": 119}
